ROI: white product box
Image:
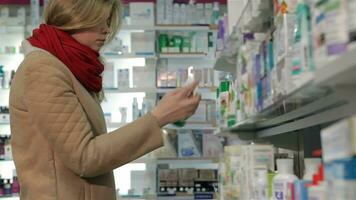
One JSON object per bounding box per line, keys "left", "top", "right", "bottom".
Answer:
{"left": 129, "top": 2, "right": 154, "bottom": 27}
{"left": 323, "top": 0, "right": 349, "bottom": 56}
{"left": 202, "top": 134, "right": 223, "bottom": 157}
{"left": 156, "top": 60, "right": 168, "bottom": 88}
{"left": 321, "top": 116, "right": 356, "bottom": 163}
{"left": 196, "top": 32, "right": 209, "bottom": 53}
{"left": 132, "top": 66, "right": 155, "bottom": 88}
{"left": 103, "top": 62, "right": 115, "bottom": 89}
{"left": 30, "top": 0, "right": 40, "bottom": 25}
{"left": 117, "top": 69, "right": 130, "bottom": 88}
{"left": 131, "top": 32, "right": 155, "bottom": 55}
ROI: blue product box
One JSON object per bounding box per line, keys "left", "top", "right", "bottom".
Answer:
{"left": 325, "top": 157, "right": 356, "bottom": 180}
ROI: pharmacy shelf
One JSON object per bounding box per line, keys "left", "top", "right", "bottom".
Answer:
{"left": 120, "top": 24, "right": 217, "bottom": 32}
{"left": 154, "top": 25, "right": 217, "bottom": 31}
{"left": 103, "top": 52, "right": 157, "bottom": 59}
{"left": 156, "top": 157, "right": 219, "bottom": 163}
{"left": 121, "top": 25, "right": 155, "bottom": 31}
{"left": 315, "top": 43, "right": 356, "bottom": 87}
{"left": 105, "top": 87, "right": 157, "bottom": 93}
{"left": 0, "top": 159, "right": 13, "bottom": 162}
{"left": 157, "top": 196, "right": 216, "bottom": 200}
{"left": 105, "top": 87, "right": 217, "bottom": 94}
{"left": 0, "top": 26, "right": 24, "bottom": 34}
{"left": 235, "top": 0, "right": 273, "bottom": 33}
{"left": 0, "top": 196, "right": 19, "bottom": 200}
{"left": 159, "top": 53, "right": 209, "bottom": 59}
{"left": 164, "top": 124, "right": 217, "bottom": 130}
{"left": 157, "top": 87, "right": 217, "bottom": 93}
{"left": 0, "top": 53, "right": 23, "bottom": 57}
{"left": 128, "top": 157, "right": 219, "bottom": 164}
{"left": 216, "top": 45, "right": 356, "bottom": 138}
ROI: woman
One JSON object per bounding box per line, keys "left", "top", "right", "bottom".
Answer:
{"left": 9, "top": 0, "right": 201, "bottom": 199}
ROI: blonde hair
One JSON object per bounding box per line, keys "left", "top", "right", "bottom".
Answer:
{"left": 44, "top": 0, "right": 122, "bottom": 43}
{"left": 44, "top": 0, "right": 122, "bottom": 100}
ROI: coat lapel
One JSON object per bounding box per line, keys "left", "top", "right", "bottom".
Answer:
{"left": 70, "top": 74, "right": 107, "bottom": 135}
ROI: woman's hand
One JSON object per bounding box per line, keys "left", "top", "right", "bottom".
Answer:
{"left": 151, "top": 82, "right": 201, "bottom": 127}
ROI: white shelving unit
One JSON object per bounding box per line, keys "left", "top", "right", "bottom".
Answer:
{"left": 120, "top": 25, "right": 217, "bottom": 32}
{"left": 215, "top": 43, "right": 356, "bottom": 139}
{"left": 159, "top": 53, "right": 209, "bottom": 59}
{"left": 164, "top": 123, "right": 216, "bottom": 130}
{"left": 212, "top": 0, "right": 356, "bottom": 152}
{"left": 102, "top": 53, "right": 157, "bottom": 59}
{"left": 1, "top": 3, "right": 223, "bottom": 199}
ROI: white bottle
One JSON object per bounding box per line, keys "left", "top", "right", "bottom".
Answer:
{"left": 211, "top": 2, "right": 220, "bottom": 25}
{"left": 204, "top": 3, "right": 213, "bottom": 25}
{"left": 273, "top": 159, "right": 298, "bottom": 200}
{"left": 187, "top": 0, "right": 196, "bottom": 24}
{"left": 132, "top": 97, "right": 139, "bottom": 120}
{"left": 255, "top": 169, "right": 268, "bottom": 200}
{"left": 179, "top": 4, "right": 187, "bottom": 25}
{"left": 31, "top": 0, "right": 40, "bottom": 25}
{"left": 303, "top": 158, "right": 321, "bottom": 181}
{"left": 185, "top": 66, "right": 197, "bottom": 95}
{"left": 173, "top": 4, "right": 180, "bottom": 25}
{"left": 141, "top": 98, "right": 147, "bottom": 115}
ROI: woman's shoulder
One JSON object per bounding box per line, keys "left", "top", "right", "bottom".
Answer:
{"left": 20, "top": 51, "right": 74, "bottom": 83}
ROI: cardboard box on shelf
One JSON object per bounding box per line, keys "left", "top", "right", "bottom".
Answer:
{"left": 103, "top": 62, "right": 115, "bottom": 89}
{"left": 131, "top": 32, "right": 155, "bottom": 55}
{"left": 202, "top": 134, "right": 223, "bottom": 158}
{"left": 321, "top": 116, "right": 356, "bottom": 163}
{"left": 129, "top": 2, "right": 154, "bottom": 27}
{"left": 132, "top": 66, "right": 155, "bottom": 88}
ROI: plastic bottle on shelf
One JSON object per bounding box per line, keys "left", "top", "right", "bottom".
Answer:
{"left": 0, "top": 136, "right": 5, "bottom": 160}
{"left": 11, "top": 170, "right": 20, "bottom": 195}
{"left": 180, "top": 4, "right": 187, "bottom": 25}
{"left": 211, "top": 2, "right": 220, "bottom": 25}
{"left": 3, "top": 179, "right": 11, "bottom": 196}
{"left": 132, "top": 97, "right": 139, "bottom": 120}
{"left": 173, "top": 3, "right": 180, "bottom": 25}
{"left": 30, "top": 0, "right": 40, "bottom": 25}
{"left": 0, "top": 179, "right": 4, "bottom": 197}
{"left": 187, "top": 0, "right": 197, "bottom": 24}
{"left": 204, "top": 3, "right": 213, "bottom": 25}
{"left": 4, "top": 136, "right": 11, "bottom": 161}
{"left": 0, "top": 66, "right": 4, "bottom": 89}
{"left": 255, "top": 169, "right": 268, "bottom": 200}
{"left": 273, "top": 159, "right": 298, "bottom": 200}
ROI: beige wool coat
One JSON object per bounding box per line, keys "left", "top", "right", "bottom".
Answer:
{"left": 9, "top": 41, "right": 163, "bottom": 200}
